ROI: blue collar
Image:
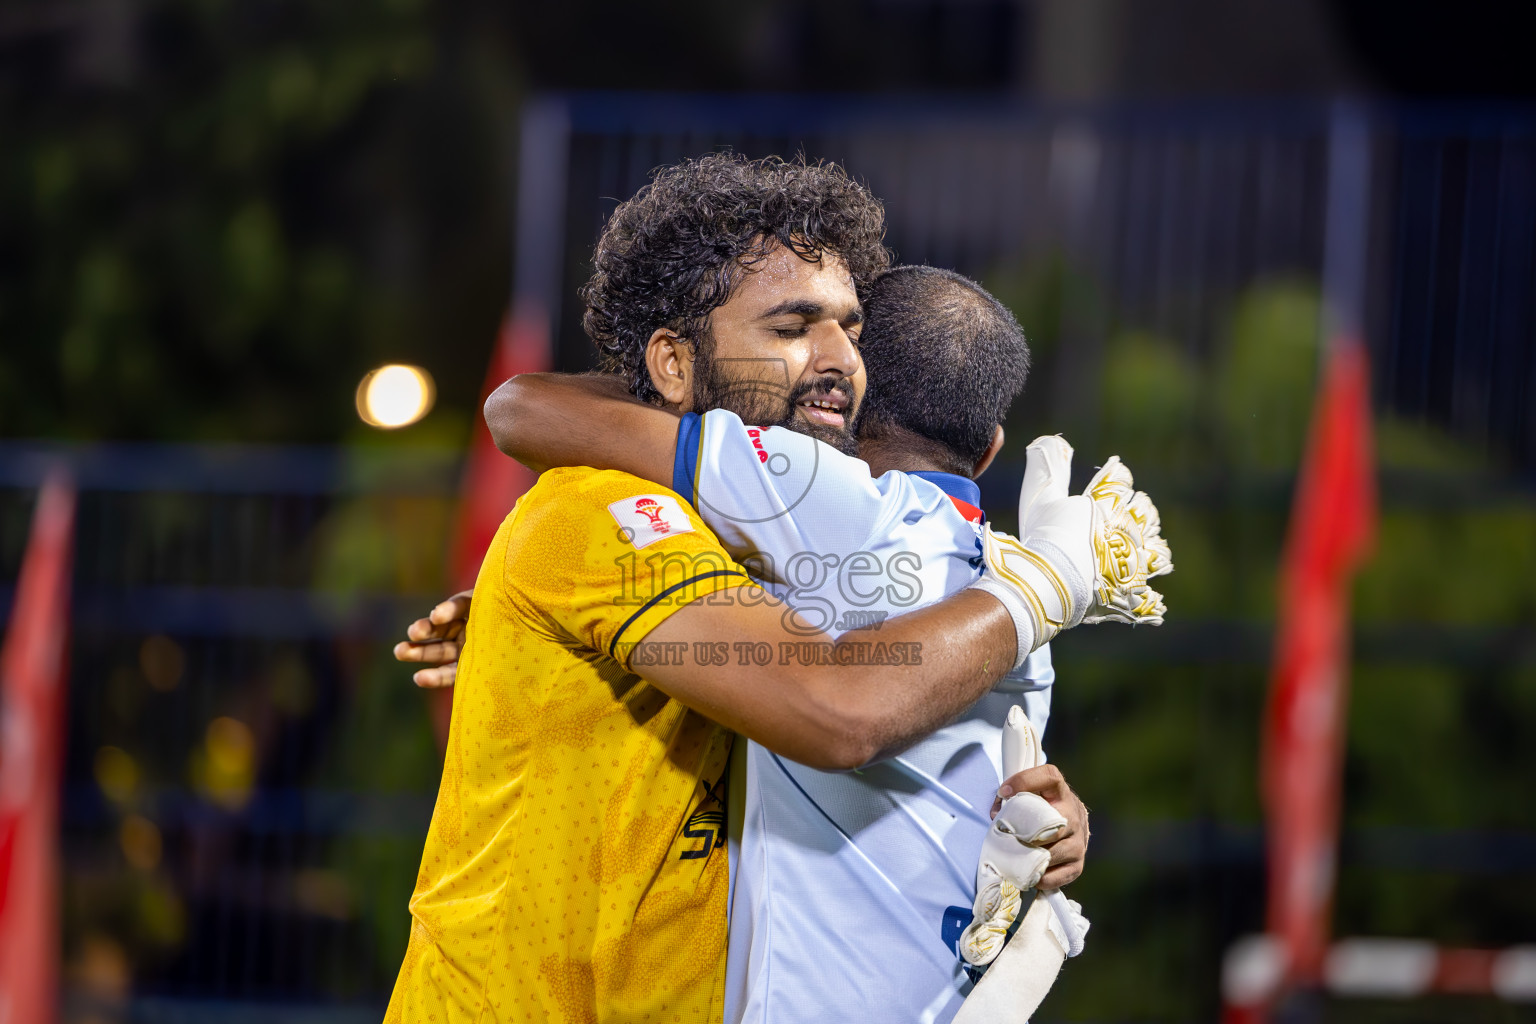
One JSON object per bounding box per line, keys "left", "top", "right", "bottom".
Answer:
{"left": 908, "top": 470, "right": 982, "bottom": 509}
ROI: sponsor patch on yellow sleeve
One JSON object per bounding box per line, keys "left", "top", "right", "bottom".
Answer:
{"left": 608, "top": 493, "right": 695, "bottom": 550}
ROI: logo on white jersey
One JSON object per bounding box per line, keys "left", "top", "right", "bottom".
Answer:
{"left": 608, "top": 494, "right": 694, "bottom": 549}
{"left": 747, "top": 426, "right": 769, "bottom": 463}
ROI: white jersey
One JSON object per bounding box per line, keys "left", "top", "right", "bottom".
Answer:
{"left": 672, "top": 410, "right": 1055, "bottom": 1024}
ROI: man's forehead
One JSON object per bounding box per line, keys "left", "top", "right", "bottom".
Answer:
{"left": 735, "top": 246, "right": 857, "bottom": 306}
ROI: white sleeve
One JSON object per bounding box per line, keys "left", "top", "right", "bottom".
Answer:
{"left": 993, "top": 643, "right": 1055, "bottom": 754}
{"left": 673, "top": 409, "right": 896, "bottom": 585}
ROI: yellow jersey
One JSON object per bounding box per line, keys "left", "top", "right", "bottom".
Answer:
{"left": 386, "top": 467, "right": 757, "bottom": 1024}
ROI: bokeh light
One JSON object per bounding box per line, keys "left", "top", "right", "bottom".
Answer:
{"left": 356, "top": 364, "right": 435, "bottom": 429}
{"left": 120, "top": 814, "right": 163, "bottom": 871}
{"left": 68, "top": 933, "right": 131, "bottom": 1010}
{"left": 139, "top": 634, "right": 185, "bottom": 693}
{"left": 293, "top": 868, "right": 356, "bottom": 921}
{"left": 192, "top": 717, "right": 257, "bottom": 810}
{"left": 94, "top": 746, "right": 139, "bottom": 804}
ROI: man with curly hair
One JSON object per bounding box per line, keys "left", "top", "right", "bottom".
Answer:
{"left": 388, "top": 155, "right": 1166, "bottom": 1023}
{"left": 580, "top": 153, "right": 890, "bottom": 446}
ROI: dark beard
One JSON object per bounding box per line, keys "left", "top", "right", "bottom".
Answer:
{"left": 691, "top": 349, "right": 860, "bottom": 456}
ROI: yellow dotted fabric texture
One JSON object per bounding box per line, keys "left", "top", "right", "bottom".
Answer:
{"left": 386, "top": 468, "right": 755, "bottom": 1023}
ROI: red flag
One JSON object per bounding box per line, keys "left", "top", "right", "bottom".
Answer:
{"left": 429, "top": 303, "right": 552, "bottom": 743}
{"left": 1261, "top": 340, "right": 1377, "bottom": 988}
{"left": 0, "top": 472, "right": 77, "bottom": 1024}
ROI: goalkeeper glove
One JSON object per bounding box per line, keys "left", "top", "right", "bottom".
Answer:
{"left": 969, "top": 435, "right": 1173, "bottom": 668}
{"left": 954, "top": 707, "right": 1090, "bottom": 1024}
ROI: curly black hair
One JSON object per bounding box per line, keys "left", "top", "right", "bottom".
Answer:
{"left": 581, "top": 153, "right": 891, "bottom": 404}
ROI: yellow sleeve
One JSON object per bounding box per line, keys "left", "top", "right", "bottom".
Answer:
{"left": 504, "top": 467, "right": 759, "bottom": 667}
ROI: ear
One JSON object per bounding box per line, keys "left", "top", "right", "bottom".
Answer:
{"left": 644, "top": 329, "right": 694, "bottom": 409}
{"left": 972, "top": 425, "right": 1005, "bottom": 479}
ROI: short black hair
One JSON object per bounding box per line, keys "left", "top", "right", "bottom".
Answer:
{"left": 856, "top": 266, "right": 1030, "bottom": 474}
{"left": 582, "top": 153, "right": 891, "bottom": 404}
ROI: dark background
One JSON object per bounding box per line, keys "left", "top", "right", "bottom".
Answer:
{"left": 3, "top": 3, "right": 1535, "bottom": 1022}
{"left": 5, "top": 0, "right": 1536, "bottom": 447}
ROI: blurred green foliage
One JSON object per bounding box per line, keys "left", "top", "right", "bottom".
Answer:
{"left": 1, "top": 0, "right": 514, "bottom": 443}
{"left": 985, "top": 259, "right": 1536, "bottom": 1022}
{"left": 10, "top": 9, "right": 505, "bottom": 979}
{"left": 1217, "top": 284, "right": 1323, "bottom": 470}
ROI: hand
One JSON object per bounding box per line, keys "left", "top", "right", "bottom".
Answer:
{"left": 1080, "top": 455, "right": 1173, "bottom": 624}
{"left": 393, "top": 590, "right": 472, "bottom": 688}
{"left": 969, "top": 435, "right": 1173, "bottom": 665}
{"left": 992, "top": 764, "right": 1089, "bottom": 892}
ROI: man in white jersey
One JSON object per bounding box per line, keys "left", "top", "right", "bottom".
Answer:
{"left": 675, "top": 412, "right": 1057, "bottom": 1024}
{"left": 408, "top": 265, "right": 1137, "bottom": 1021}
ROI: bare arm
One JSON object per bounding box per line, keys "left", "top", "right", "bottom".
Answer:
{"left": 396, "top": 574, "right": 1019, "bottom": 767}
{"left": 395, "top": 584, "right": 1019, "bottom": 763}
{"left": 396, "top": 583, "right": 1087, "bottom": 884}
{"left": 485, "top": 372, "right": 679, "bottom": 484}
{"left": 468, "top": 372, "right": 1023, "bottom": 765}
{"left": 637, "top": 587, "right": 1016, "bottom": 772}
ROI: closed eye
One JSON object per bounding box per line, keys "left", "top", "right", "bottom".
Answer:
{"left": 843, "top": 310, "right": 864, "bottom": 346}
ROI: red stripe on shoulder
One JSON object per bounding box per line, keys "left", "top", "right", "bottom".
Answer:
{"left": 948, "top": 496, "right": 984, "bottom": 523}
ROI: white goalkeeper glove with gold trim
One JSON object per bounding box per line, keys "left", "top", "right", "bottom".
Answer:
{"left": 969, "top": 435, "right": 1173, "bottom": 668}
{"left": 953, "top": 707, "right": 1090, "bottom": 1024}
{"left": 959, "top": 706, "right": 1088, "bottom": 970}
